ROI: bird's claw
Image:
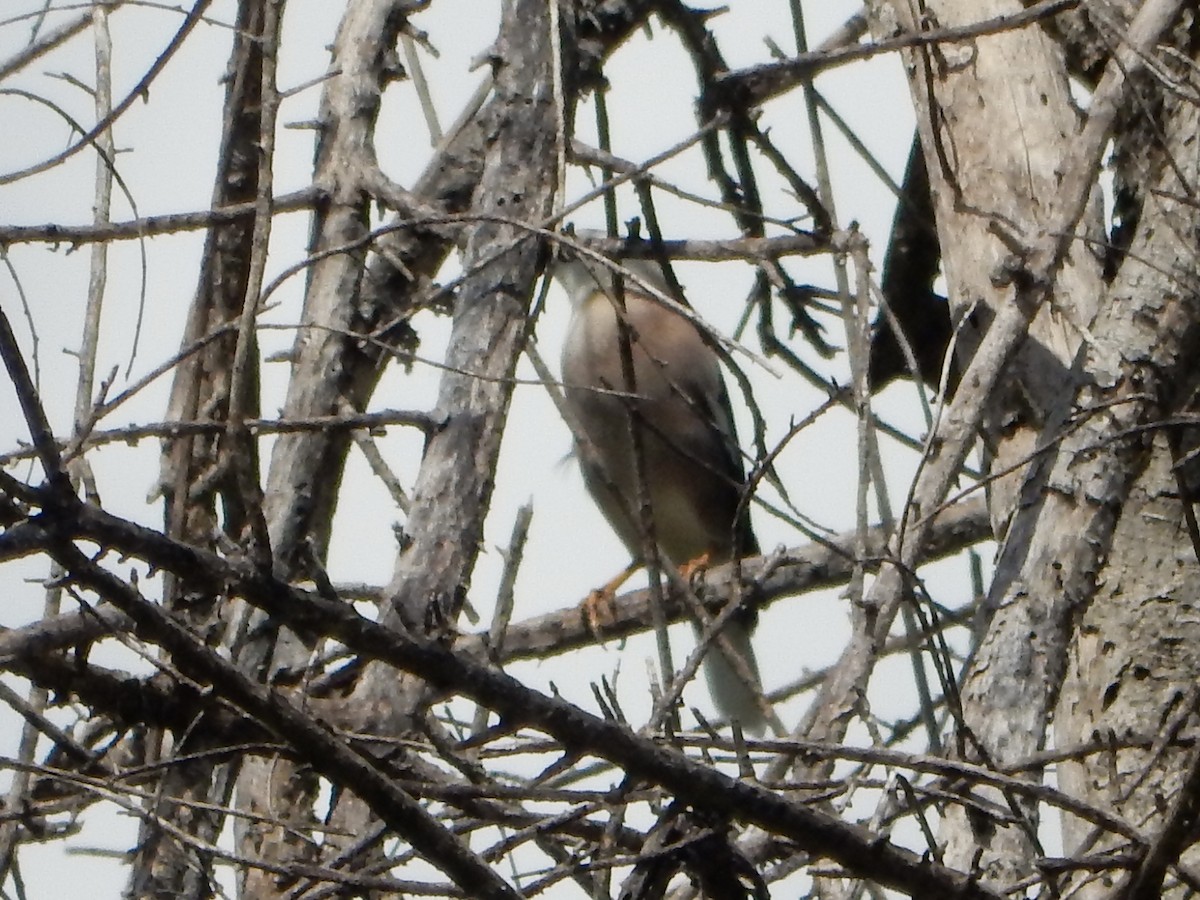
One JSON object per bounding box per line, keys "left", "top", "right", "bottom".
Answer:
{"left": 679, "top": 551, "right": 713, "bottom": 584}
{"left": 581, "top": 587, "right": 618, "bottom": 639}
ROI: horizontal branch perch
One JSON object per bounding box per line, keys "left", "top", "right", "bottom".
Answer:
{"left": 0, "top": 187, "right": 321, "bottom": 245}
{"left": 0, "top": 409, "right": 434, "bottom": 466}
{"left": 478, "top": 496, "right": 990, "bottom": 663}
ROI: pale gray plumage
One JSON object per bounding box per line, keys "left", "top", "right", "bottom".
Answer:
{"left": 553, "top": 247, "right": 765, "bottom": 735}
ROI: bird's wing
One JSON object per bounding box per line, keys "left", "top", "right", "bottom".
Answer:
{"left": 630, "top": 298, "right": 760, "bottom": 559}
{"left": 675, "top": 361, "right": 760, "bottom": 559}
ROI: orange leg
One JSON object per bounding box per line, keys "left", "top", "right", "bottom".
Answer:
{"left": 678, "top": 551, "right": 713, "bottom": 583}
{"left": 581, "top": 559, "right": 642, "bottom": 637}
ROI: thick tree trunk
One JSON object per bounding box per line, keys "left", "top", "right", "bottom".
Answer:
{"left": 871, "top": 0, "right": 1195, "bottom": 890}
{"left": 1053, "top": 82, "right": 1200, "bottom": 899}
{"left": 315, "top": 0, "right": 568, "bottom": 868}
{"left": 880, "top": 0, "right": 1197, "bottom": 890}
{"left": 139, "top": 2, "right": 274, "bottom": 894}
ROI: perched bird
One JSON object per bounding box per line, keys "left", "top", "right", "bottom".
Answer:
{"left": 552, "top": 246, "right": 766, "bottom": 735}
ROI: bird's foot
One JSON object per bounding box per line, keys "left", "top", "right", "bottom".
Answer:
{"left": 581, "top": 587, "right": 619, "bottom": 638}
{"left": 678, "top": 552, "right": 713, "bottom": 584}
{"left": 579, "top": 560, "right": 641, "bottom": 638}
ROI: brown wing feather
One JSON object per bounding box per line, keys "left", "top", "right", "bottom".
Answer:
{"left": 562, "top": 288, "right": 757, "bottom": 565}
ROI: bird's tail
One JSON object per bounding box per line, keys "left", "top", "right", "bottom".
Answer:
{"left": 692, "top": 619, "right": 767, "bottom": 737}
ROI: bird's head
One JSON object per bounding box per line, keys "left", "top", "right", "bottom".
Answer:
{"left": 549, "top": 232, "right": 673, "bottom": 309}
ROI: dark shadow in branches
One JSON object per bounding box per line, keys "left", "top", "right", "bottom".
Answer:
{"left": 867, "top": 135, "right": 954, "bottom": 393}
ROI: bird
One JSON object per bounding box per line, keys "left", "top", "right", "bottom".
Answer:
{"left": 552, "top": 243, "right": 766, "bottom": 735}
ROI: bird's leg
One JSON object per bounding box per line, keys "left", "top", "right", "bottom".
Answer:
{"left": 678, "top": 551, "right": 713, "bottom": 584}
{"left": 582, "top": 559, "right": 642, "bottom": 637}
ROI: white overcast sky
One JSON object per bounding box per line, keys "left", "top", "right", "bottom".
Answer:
{"left": 0, "top": 1, "right": 985, "bottom": 895}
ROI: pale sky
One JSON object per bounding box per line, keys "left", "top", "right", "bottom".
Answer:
{"left": 0, "top": 2, "right": 980, "bottom": 895}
